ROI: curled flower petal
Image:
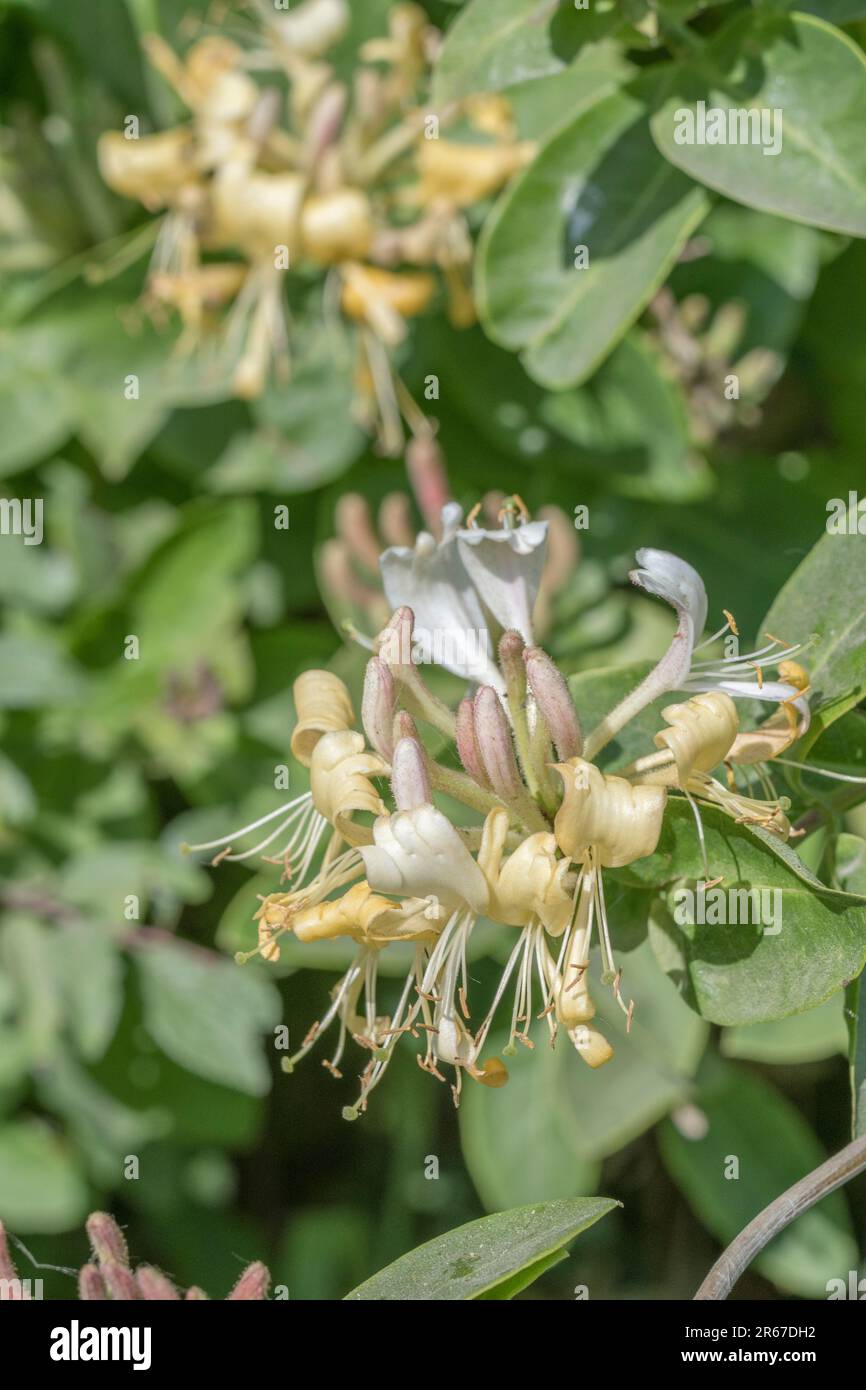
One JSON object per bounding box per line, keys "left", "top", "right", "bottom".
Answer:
{"left": 310, "top": 730, "right": 387, "bottom": 845}
{"left": 630, "top": 548, "right": 708, "bottom": 686}
{"left": 291, "top": 670, "right": 356, "bottom": 767}
{"left": 479, "top": 807, "right": 573, "bottom": 935}
{"left": 653, "top": 691, "right": 739, "bottom": 788}
{"left": 554, "top": 759, "right": 666, "bottom": 868}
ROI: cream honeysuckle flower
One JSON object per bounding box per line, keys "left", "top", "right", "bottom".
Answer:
{"left": 478, "top": 806, "right": 572, "bottom": 935}
{"left": 361, "top": 803, "right": 489, "bottom": 914}
{"left": 584, "top": 548, "right": 811, "bottom": 760}
{"left": 552, "top": 759, "right": 667, "bottom": 1024}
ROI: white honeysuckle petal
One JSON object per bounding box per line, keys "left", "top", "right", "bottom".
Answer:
{"left": 457, "top": 520, "right": 548, "bottom": 644}
{"left": 379, "top": 506, "right": 502, "bottom": 688}
{"left": 360, "top": 804, "right": 489, "bottom": 914}
{"left": 630, "top": 548, "right": 708, "bottom": 680}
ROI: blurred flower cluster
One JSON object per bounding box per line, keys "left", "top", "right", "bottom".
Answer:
{"left": 97, "top": 0, "right": 533, "bottom": 450}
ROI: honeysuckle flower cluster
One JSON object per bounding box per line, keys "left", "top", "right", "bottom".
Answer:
{"left": 190, "top": 499, "right": 822, "bottom": 1119}
{"left": 97, "top": 0, "right": 534, "bottom": 451}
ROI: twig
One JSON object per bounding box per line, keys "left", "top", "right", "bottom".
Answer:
{"left": 693, "top": 1133, "right": 866, "bottom": 1299}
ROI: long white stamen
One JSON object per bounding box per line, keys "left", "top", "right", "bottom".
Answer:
{"left": 186, "top": 792, "right": 310, "bottom": 852}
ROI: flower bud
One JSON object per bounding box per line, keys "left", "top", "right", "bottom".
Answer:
{"left": 376, "top": 605, "right": 415, "bottom": 671}
{"left": 362, "top": 658, "right": 396, "bottom": 760}
{"left": 227, "top": 1261, "right": 271, "bottom": 1300}
{"left": 335, "top": 492, "right": 382, "bottom": 573}
{"left": 473, "top": 686, "right": 521, "bottom": 802}
{"left": 86, "top": 1211, "right": 129, "bottom": 1268}
{"left": 406, "top": 434, "right": 450, "bottom": 535}
{"left": 456, "top": 696, "right": 491, "bottom": 789}
{"left": 136, "top": 1265, "right": 180, "bottom": 1300}
{"left": 78, "top": 1265, "right": 107, "bottom": 1300}
{"left": 524, "top": 646, "right": 582, "bottom": 760}
{"left": 390, "top": 735, "right": 431, "bottom": 810}
{"left": 273, "top": 0, "right": 349, "bottom": 58}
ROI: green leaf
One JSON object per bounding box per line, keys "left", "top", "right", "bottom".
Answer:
{"left": 762, "top": 513, "right": 866, "bottom": 749}
{"left": 659, "top": 1060, "right": 858, "bottom": 1297}
{"left": 53, "top": 923, "right": 124, "bottom": 1062}
{"left": 638, "top": 801, "right": 866, "bottom": 1025}
{"left": 503, "top": 43, "right": 635, "bottom": 141}
{"left": 0, "top": 1119, "right": 89, "bottom": 1233}
{"left": 721, "top": 993, "right": 847, "bottom": 1064}
{"left": 135, "top": 939, "right": 282, "bottom": 1096}
{"left": 344, "top": 1195, "right": 619, "bottom": 1300}
{"left": 0, "top": 632, "right": 87, "bottom": 709}
{"left": 650, "top": 13, "right": 866, "bottom": 237}
{"left": 432, "top": 0, "right": 619, "bottom": 106}
{"left": 477, "top": 84, "right": 709, "bottom": 389}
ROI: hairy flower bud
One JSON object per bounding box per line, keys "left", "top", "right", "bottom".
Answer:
{"left": 362, "top": 657, "right": 396, "bottom": 760}
{"left": 456, "top": 695, "right": 491, "bottom": 789}
{"left": 473, "top": 686, "right": 521, "bottom": 802}
{"left": 524, "top": 646, "right": 582, "bottom": 760}
{"left": 390, "top": 734, "right": 431, "bottom": 810}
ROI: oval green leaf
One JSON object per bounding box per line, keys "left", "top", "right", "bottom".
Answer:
{"left": 651, "top": 13, "right": 866, "bottom": 237}
{"left": 344, "top": 1195, "right": 619, "bottom": 1300}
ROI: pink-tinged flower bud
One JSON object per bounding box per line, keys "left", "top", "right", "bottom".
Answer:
{"left": 78, "top": 1264, "right": 107, "bottom": 1301}
{"left": 100, "top": 1259, "right": 140, "bottom": 1301}
{"left": 185, "top": 1285, "right": 209, "bottom": 1300}
{"left": 86, "top": 1211, "right": 129, "bottom": 1268}
{"left": 135, "top": 1265, "right": 180, "bottom": 1300}
{"left": 378, "top": 491, "right": 415, "bottom": 547}
{"left": 406, "top": 434, "right": 451, "bottom": 536}
{"left": 499, "top": 629, "right": 526, "bottom": 704}
{"left": 524, "top": 646, "right": 582, "bottom": 760}
{"left": 391, "top": 735, "right": 431, "bottom": 810}
{"left": 376, "top": 605, "right": 415, "bottom": 671}
{"left": 362, "top": 657, "right": 395, "bottom": 759}
{"left": 0, "top": 1221, "right": 18, "bottom": 1284}
{"left": 227, "top": 1261, "right": 270, "bottom": 1300}
{"left": 335, "top": 492, "right": 383, "bottom": 574}
{"left": 456, "top": 696, "right": 491, "bottom": 789}
{"left": 473, "top": 686, "right": 521, "bottom": 801}
{"left": 393, "top": 709, "right": 419, "bottom": 743}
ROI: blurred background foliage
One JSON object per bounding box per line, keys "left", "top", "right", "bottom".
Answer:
{"left": 1, "top": 0, "right": 866, "bottom": 1299}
